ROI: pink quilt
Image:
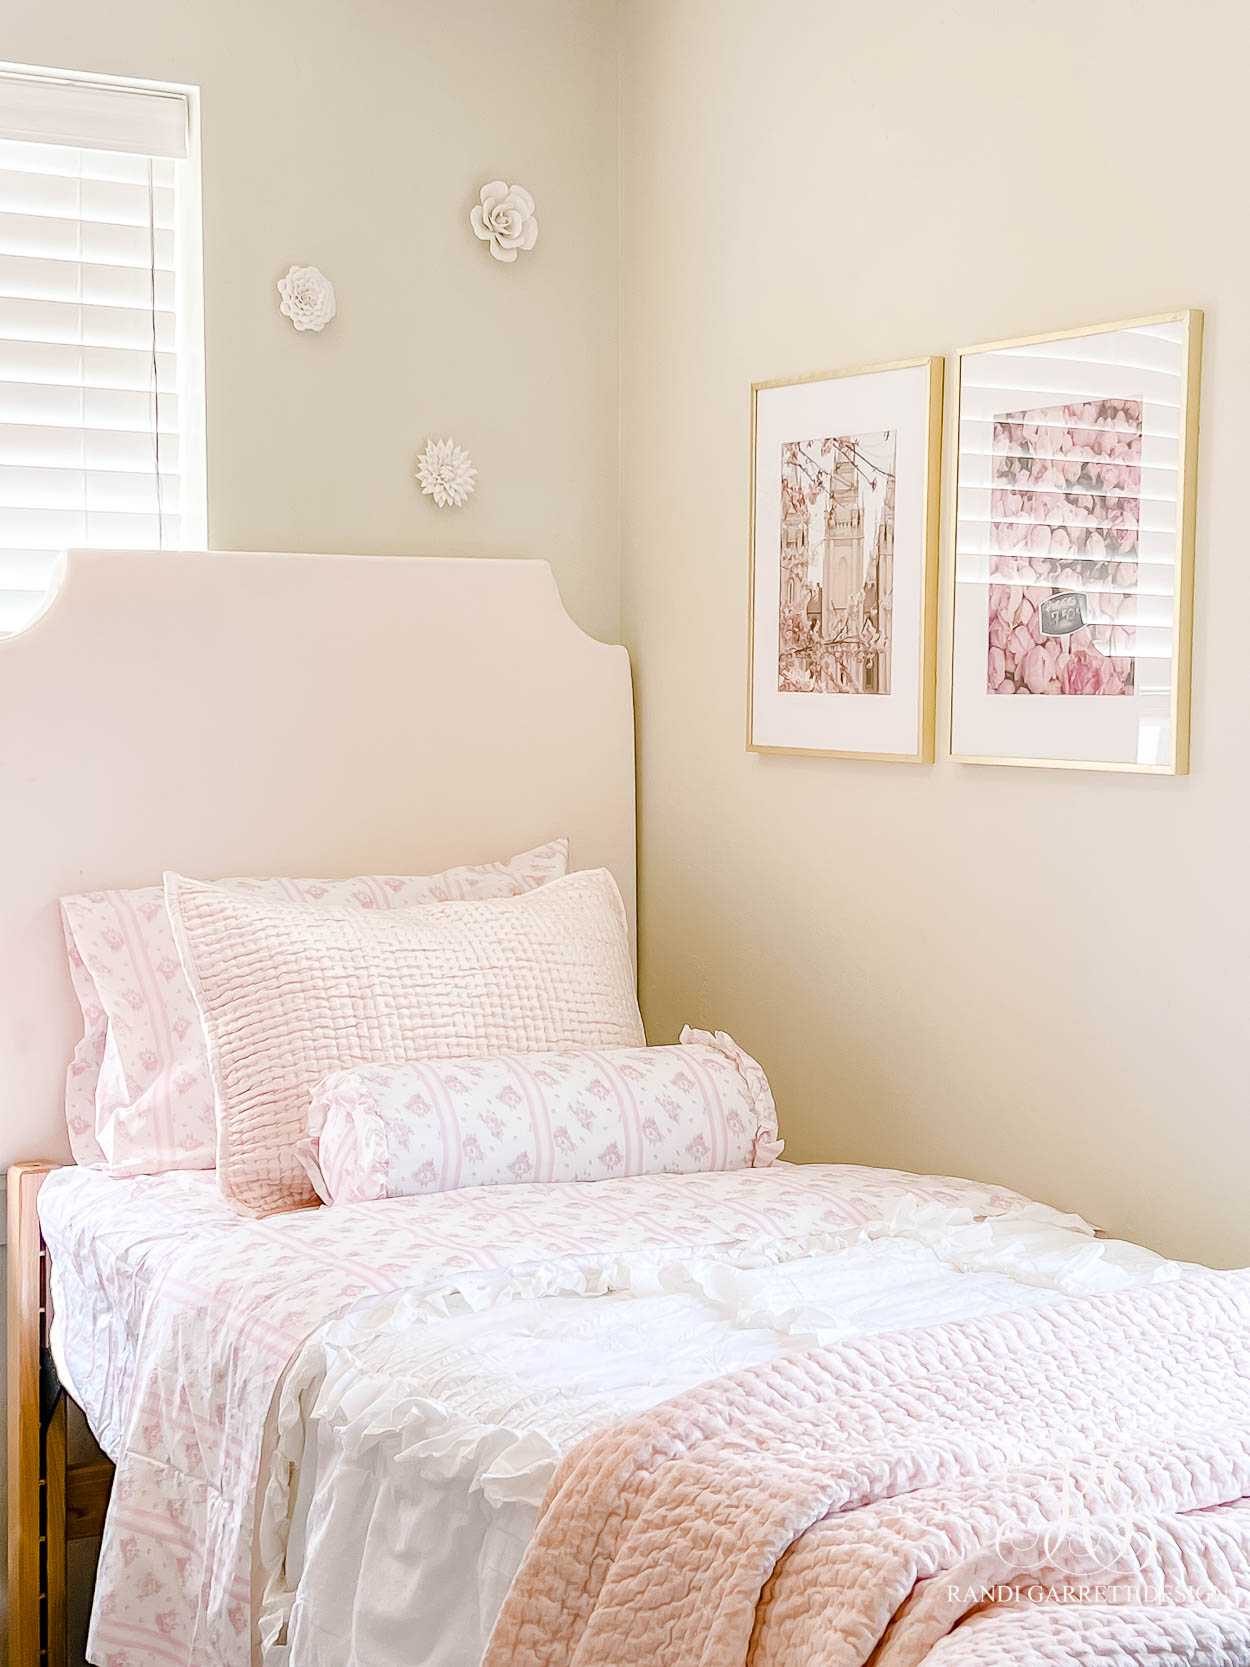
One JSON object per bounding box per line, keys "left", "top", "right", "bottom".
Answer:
{"left": 39, "top": 1161, "right": 1053, "bottom": 1667}
{"left": 486, "top": 1272, "right": 1250, "bottom": 1667}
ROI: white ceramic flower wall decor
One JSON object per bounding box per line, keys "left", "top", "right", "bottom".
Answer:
{"left": 415, "top": 438, "right": 476, "bottom": 509}
{"left": 276, "top": 264, "right": 336, "bottom": 331}
{"left": 470, "top": 181, "right": 538, "bottom": 263}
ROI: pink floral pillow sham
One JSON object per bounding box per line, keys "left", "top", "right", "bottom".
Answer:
{"left": 60, "top": 838, "right": 570, "bottom": 1176}
{"left": 298, "top": 1028, "right": 784, "bottom": 1206}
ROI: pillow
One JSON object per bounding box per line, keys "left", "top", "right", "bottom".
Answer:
{"left": 298, "top": 1028, "right": 783, "bottom": 1205}
{"left": 60, "top": 837, "right": 570, "bottom": 1175}
{"left": 165, "top": 866, "right": 644, "bottom": 1216}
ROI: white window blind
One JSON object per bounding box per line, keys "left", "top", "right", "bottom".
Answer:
{"left": 0, "top": 65, "right": 205, "bottom": 633}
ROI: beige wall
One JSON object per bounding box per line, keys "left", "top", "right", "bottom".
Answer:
{"left": 5, "top": 0, "right": 621, "bottom": 639}
{"left": 619, "top": 0, "right": 1250, "bottom": 1267}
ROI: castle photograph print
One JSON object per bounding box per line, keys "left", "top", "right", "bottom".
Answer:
{"left": 777, "top": 431, "right": 896, "bottom": 697}
{"left": 749, "top": 357, "right": 942, "bottom": 760}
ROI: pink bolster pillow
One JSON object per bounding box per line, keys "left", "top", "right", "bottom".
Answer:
{"left": 299, "top": 1028, "right": 784, "bottom": 1205}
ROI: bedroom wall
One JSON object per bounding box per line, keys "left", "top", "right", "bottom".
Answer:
{"left": 618, "top": 0, "right": 1250, "bottom": 1268}
{"left": 3, "top": 0, "right": 622, "bottom": 640}
{"left": 0, "top": 3, "right": 620, "bottom": 1653}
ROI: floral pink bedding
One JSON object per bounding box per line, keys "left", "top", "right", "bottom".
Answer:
{"left": 39, "top": 1161, "right": 1053, "bottom": 1667}
{"left": 487, "top": 1272, "right": 1250, "bottom": 1667}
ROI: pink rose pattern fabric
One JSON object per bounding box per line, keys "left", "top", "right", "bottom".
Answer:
{"left": 988, "top": 399, "right": 1142, "bottom": 697}
{"left": 38, "top": 1161, "right": 1056, "bottom": 1667}
{"left": 59, "top": 838, "right": 570, "bottom": 1175}
{"left": 301, "top": 1028, "right": 784, "bottom": 1205}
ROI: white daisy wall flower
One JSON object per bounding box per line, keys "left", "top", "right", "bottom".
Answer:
{"left": 415, "top": 438, "right": 476, "bottom": 509}
{"left": 470, "top": 181, "right": 538, "bottom": 263}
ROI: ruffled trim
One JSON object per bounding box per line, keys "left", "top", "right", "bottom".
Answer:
{"left": 258, "top": 1255, "right": 664, "bottom": 1652}
{"left": 680, "top": 1026, "right": 784, "bottom": 1165}
{"left": 305, "top": 1070, "right": 391, "bottom": 1204}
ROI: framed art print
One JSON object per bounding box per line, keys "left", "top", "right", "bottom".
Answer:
{"left": 747, "top": 356, "right": 943, "bottom": 761}
{"left": 949, "top": 311, "right": 1202, "bottom": 773}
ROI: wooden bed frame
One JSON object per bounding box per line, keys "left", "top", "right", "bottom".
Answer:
{"left": 8, "top": 1164, "right": 113, "bottom": 1667}
{"left": 0, "top": 550, "right": 636, "bottom": 1663}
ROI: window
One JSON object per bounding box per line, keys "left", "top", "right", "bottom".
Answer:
{"left": 0, "top": 64, "right": 205, "bottom": 633}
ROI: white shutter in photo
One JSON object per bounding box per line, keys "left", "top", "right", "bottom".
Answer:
{"left": 0, "top": 65, "right": 206, "bottom": 634}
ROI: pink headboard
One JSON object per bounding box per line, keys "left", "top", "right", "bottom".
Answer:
{"left": 0, "top": 551, "right": 636, "bottom": 1168}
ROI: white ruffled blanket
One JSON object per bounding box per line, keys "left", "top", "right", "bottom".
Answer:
{"left": 41, "top": 1163, "right": 1179, "bottom": 1667}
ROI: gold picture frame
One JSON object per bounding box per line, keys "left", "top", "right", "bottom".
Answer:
{"left": 947, "top": 309, "right": 1202, "bottom": 774}
{"left": 747, "top": 355, "right": 944, "bottom": 762}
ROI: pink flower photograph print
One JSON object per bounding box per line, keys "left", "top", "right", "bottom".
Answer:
{"left": 988, "top": 398, "right": 1142, "bottom": 697}
{"left": 778, "top": 431, "right": 896, "bottom": 695}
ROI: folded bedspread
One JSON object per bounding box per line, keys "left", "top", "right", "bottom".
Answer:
{"left": 486, "top": 1270, "right": 1250, "bottom": 1667}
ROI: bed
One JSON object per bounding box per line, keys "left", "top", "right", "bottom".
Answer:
{"left": 3, "top": 547, "right": 634, "bottom": 1664}
{"left": 5, "top": 551, "right": 1248, "bottom": 1667}
{"left": 37, "top": 1162, "right": 1183, "bottom": 1667}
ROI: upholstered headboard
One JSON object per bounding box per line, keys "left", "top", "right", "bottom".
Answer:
{"left": 0, "top": 551, "right": 635, "bottom": 1168}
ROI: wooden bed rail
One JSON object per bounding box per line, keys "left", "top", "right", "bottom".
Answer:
{"left": 8, "top": 1163, "right": 113, "bottom": 1667}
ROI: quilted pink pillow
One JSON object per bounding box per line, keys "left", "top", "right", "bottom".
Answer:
{"left": 165, "top": 867, "right": 644, "bottom": 1216}
{"left": 60, "top": 838, "right": 569, "bottom": 1175}
{"left": 298, "top": 1029, "right": 784, "bottom": 1205}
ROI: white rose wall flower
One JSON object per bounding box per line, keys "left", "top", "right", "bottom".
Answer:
{"left": 277, "top": 265, "right": 337, "bottom": 331}
{"left": 470, "top": 181, "right": 539, "bottom": 263}
{"left": 415, "top": 438, "right": 477, "bottom": 509}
